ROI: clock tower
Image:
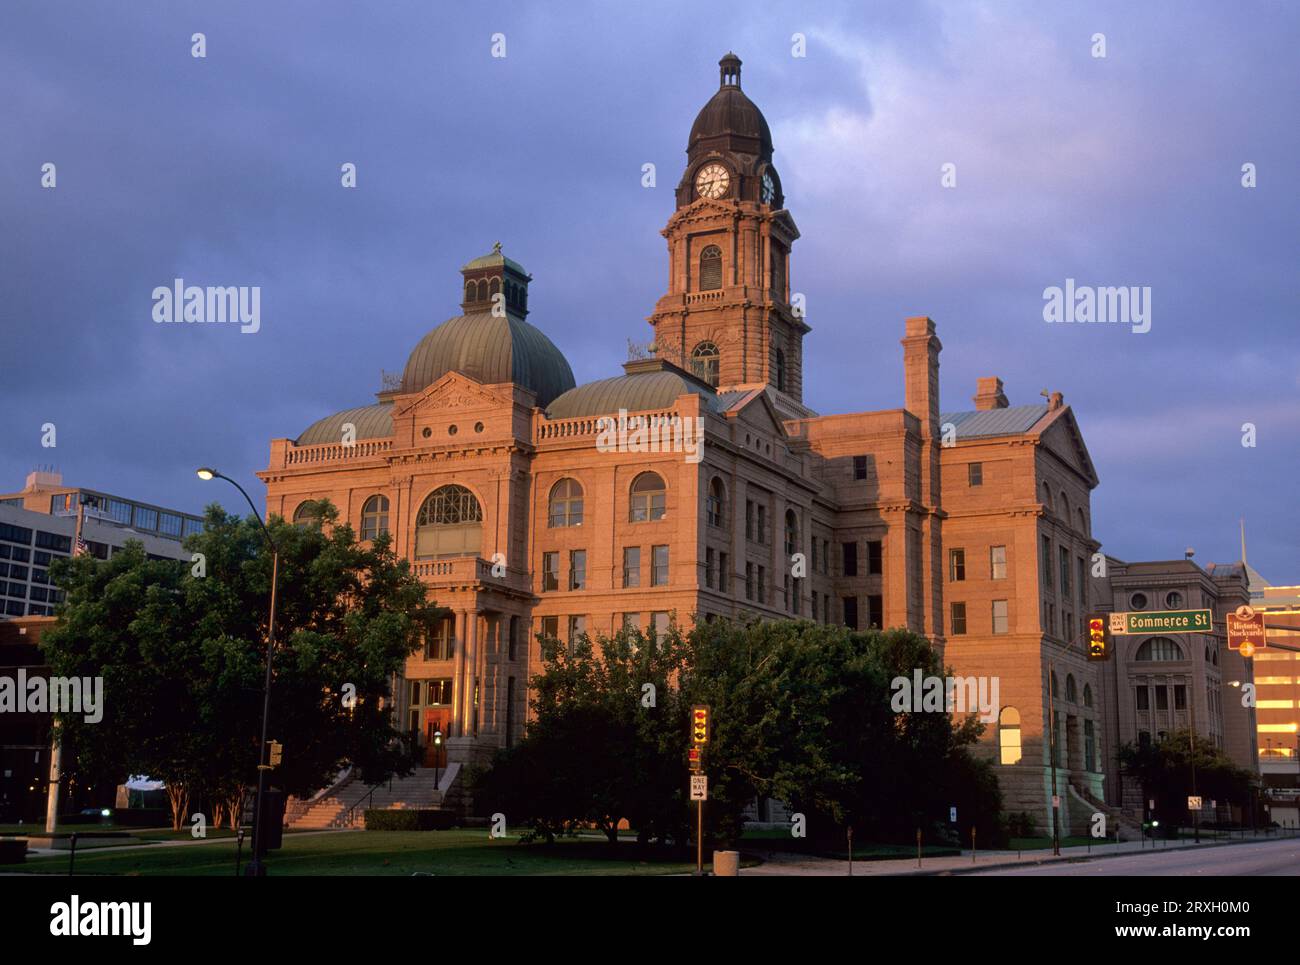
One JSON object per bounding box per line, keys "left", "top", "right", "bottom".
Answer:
{"left": 649, "top": 53, "right": 811, "bottom": 417}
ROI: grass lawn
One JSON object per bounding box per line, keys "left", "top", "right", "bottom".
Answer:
{"left": 18, "top": 829, "right": 698, "bottom": 876}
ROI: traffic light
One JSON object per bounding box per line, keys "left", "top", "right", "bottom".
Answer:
{"left": 691, "top": 705, "right": 710, "bottom": 745}
{"left": 267, "top": 740, "right": 283, "bottom": 767}
{"left": 1087, "top": 616, "right": 1109, "bottom": 661}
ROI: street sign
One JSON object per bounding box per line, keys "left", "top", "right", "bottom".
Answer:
{"left": 1148, "top": 799, "right": 1155, "bottom": 811}
{"left": 1227, "top": 605, "right": 1266, "bottom": 651}
{"left": 1187, "top": 796, "right": 1202, "bottom": 810}
{"left": 690, "top": 775, "right": 707, "bottom": 801}
{"left": 1109, "top": 613, "right": 1127, "bottom": 634}
{"left": 1052, "top": 795, "right": 1060, "bottom": 808}
{"left": 949, "top": 806, "right": 957, "bottom": 822}
{"left": 1119, "top": 609, "right": 1213, "bottom": 635}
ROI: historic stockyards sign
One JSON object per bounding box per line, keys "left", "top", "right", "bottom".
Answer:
{"left": 1118, "top": 609, "right": 1213, "bottom": 634}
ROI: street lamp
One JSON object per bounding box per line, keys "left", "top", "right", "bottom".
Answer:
{"left": 197, "top": 466, "right": 280, "bottom": 876}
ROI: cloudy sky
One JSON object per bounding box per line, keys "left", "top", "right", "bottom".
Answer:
{"left": 1, "top": 0, "right": 1296, "bottom": 577}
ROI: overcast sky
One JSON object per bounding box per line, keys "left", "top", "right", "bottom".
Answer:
{"left": 1, "top": 0, "right": 1296, "bottom": 578}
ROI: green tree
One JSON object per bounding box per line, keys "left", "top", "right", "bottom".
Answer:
{"left": 43, "top": 500, "right": 444, "bottom": 830}
{"left": 1118, "top": 729, "right": 1254, "bottom": 827}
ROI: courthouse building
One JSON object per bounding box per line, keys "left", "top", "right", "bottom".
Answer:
{"left": 258, "top": 54, "right": 1227, "bottom": 827}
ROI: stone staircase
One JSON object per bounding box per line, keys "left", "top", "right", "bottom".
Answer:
{"left": 1069, "top": 782, "right": 1143, "bottom": 840}
{"left": 288, "top": 765, "right": 460, "bottom": 830}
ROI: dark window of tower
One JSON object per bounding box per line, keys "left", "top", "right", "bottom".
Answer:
{"left": 699, "top": 245, "right": 722, "bottom": 291}
{"left": 692, "top": 342, "right": 721, "bottom": 388}
{"left": 775, "top": 349, "right": 786, "bottom": 392}
{"left": 476, "top": 279, "right": 488, "bottom": 302}
{"left": 489, "top": 278, "right": 500, "bottom": 300}
{"left": 361, "top": 494, "right": 390, "bottom": 541}
{"left": 784, "top": 509, "right": 798, "bottom": 557}
{"left": 770, "top": 245, "right": 785, "bottom": 299}
{"left": 706, "top": 477, "right": 726, "bottom": 528}
{"left": 629, "top": 472, "right": 666, "bottom": 522}
{"left": 415, "top": 485, "right": 483, "bottom": 560}
{"left": 465, "top": 281, "right": 477, "bottom": 302}
{"left": 548, "top": 478, "right": 584, "bottom": 528}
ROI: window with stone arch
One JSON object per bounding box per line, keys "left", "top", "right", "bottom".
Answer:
{"left": 465, "top": 281, "right": 477, "bottom": 302}
{"left": 629, "top": 472, "right": 666, "bottom": 522}
{"left": 1042, "top": 482, "right": 1054, "bottom": 514}
{"left": 691, "top": 341, "right": 720, "bottom": 388}
{"left": 476, "top": 279, "right": 488, "bottom": 301}
{"left": 999, "top": 707, "right": 1022, "bottom": 765}
{"left": 706, "top": 476, "right": 726, "bottom": 528}
{"left": 1059, "top": 491, "right": 1070, "bottom": 523}
{"left": 547, "top": 478, "right": 584, "bottom": 528}
{"left": 293, "top": 500, "right": 322, "bottom": 528}
{"left": 699, "top": 245, "right": 722, "bottom": 291}
{"left": 415, "top": 485, "right": 483, "bottom": 560}
{"left": 489, "top": 277, "right": 500, "bottom": 299}
{"left": 1135, "top": 636, "right": 1184, "bottom": 661}
{"left": 775, "top": 348, "right": 787, "bottom": 392}
{"left": 784, "top": 508, "right": 799, "bottom": 557}
{"left": 1065, "top": 674, "right": 1077, "bottom": 703}
{"left": 1083, "top": 683, "right": 1093, "bottom": 708}
{"left": 1078, "top": 508, "right": 1087, "bottom": 534}
{"left": 361, "top": 494, "right": 390, "bottom": 541}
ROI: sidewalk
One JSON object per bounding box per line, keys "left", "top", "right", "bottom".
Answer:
{"left": 740, "top": 830, "right": 1296, "bottom": 876}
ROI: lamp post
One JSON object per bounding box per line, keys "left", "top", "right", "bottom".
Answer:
{"left": 197, "top": 467, "right": 279, "bottom": 876}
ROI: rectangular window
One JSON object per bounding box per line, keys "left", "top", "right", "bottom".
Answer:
{"left": 651, "top": 545, "right": 669, "bottom": 586}
{"left": 622, "top": 546, "right": 640, "bottom": 588}
{"left": 1136, "top": 687, "right": 1150, "bottom": 711}
{"left": 867, "top": 540, "right": 882, "bottom": 575}
{"left": 757, "top": 565, "right": 766, "bottom": 604}
{"left": 951, "top": 602, "right": 967, "bottom": 635}
{"left": 1060, "top": 546, "right": 1071, "bottom": 596}
{"left": 1048, "top": 603, "right": 1056, "bottom": 635}
{"left": 158, "top": 513, "right": 182, "bottom": 537}
{"left": 853, "top": 455, "right": 868, "bottom": 480}
{"left": 133, "top": 506, "right": 158, "bottom": 530}
{"left": 968, "top": 463, "right": 983, "bottom": 487}
{"left": 541, "top": 615, "right": 559, "bottom": 640}
{"left": 508, "top": 615, "right": 519, "bottom": 661}
{"left": 705, "top": 547, "right": 715, "bottom": 589}
{"left": 622, "top": 612, "right": 641, "bottom": 631}
{"left": 8, "top": 564, "right": 27, "bottom": 581}
{"left": 1155, "top": 685, "right": 1168, "bottom": 711}
{"left": 949, "top": 548, "right": 965, "bottom": 582}
{"left": 784, "top": 575, "right": 791, "bottom": 612}
{"left": 0, "top": 523, "right": 33, "bottom": 544}
{"left": 990, "top": 545, "right": 1007, "bottom": 580}
{"left": 843, "top": 596, "right": 859, "bottom": 630}
{"left": 992, "top": 600, "right": 1009, "bottom": 634}
{"left": 1174, "top": 684, "right": 1187, "bottom": 710}
{"left": 567, "top": 615, "right": 587, "bottom": 649}
{"left": 542, "top": 551, "right": 559, "bottom": 592}
{"left": 718, "top": 551, "right": 729, "bottom": 592}
{"left": 424, "top": 617, "right": 454, "bottom": 660}
{"left": 823, "top": 594, "right": 830, "bottom": 623}
{"left": 867, "top": 594, "right": 883, "bottom": 630}
{"left": 1041, "top": 536, "right": 1053, "bottom": 589}
{"left": 811, "top": 593, "right": 819, "bottom": 622}
{"left": 651, "top": 611, "right": 670, "bottom": 642}
{"left": 1077, "top": 557, "right": 1087, "bottom": 606}
{"left": 821, "top": 541, "right": 829, "bottom": 574}
{"left": 810, "top": 537, "right": 818, "bottom": 573}
{"left": 745, "top": 500, "right": 754, "bottom": 541}
{"left": 569, "top": 549, "right": 586, "bottom": 591}
{"left": 35, "top": 531, "right": 71, "bottom": 553}
{"left": 745, "top": 562, "right": 754, "bottom": 600}
{"left": 757, "top": 505, "right": 767, "bottom": 544}
{"left": 842, "top": 541, "right": 858, "bottom": 577}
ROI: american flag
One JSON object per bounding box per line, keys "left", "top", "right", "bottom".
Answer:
{"left": 75, "top": 534, "right": 88, "bottom": 556}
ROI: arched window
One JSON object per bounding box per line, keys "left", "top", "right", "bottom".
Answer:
{"left": 361, "top": 495, "right": 389, "bottom": 541}
{"left": 1042, "top": 483, "right": 1054, "bottom": 513}
{"left": 699, "top": 245, "right": 722, "bottom": 291}
{"left": 999, "top": 707, "right": 1022, "bottom": 765}
{"left": 476, "top": 279, "right": 488, "bottom": 302}
{"left": 691, "top": 341, "right": 720, "bottom": 388}
{"left": 1060, "top": 491, "right": 1070, "bottom": 522}
{"left": 784, "top": 509, "right": 799, "bottom": 557}
{"left": 1083, "top": 684, "right": 1093, "bottom": 708}
{"left": 1078, "top": 508, "right": 1087, "bottom": 533}
{"left": 1065, "top": 674, "right": 1077, "bottom": 703}
{"left": 489, "top": 277, "right": 500, "bottom": 299}
{"left": 775, "top": 348, "right": 787, "bottom": 392}
{"left": 547, "top": 478, "right": 584, "bottom": 528}
{"left": 1135, "top": 636, "right": 1184, "bottom": 661}
{"left": 629, "top": 472, "right": 666, "bottom": 522}
{"left": 706, "top": 477, "right": 725, "bottom": 528}
{"left": 415, "top": 485, "right": 482, "bottom": 560}
{"left": 293, "top": 500, "right": 322, "bottom": 528}
{"left": 465, "top": 281, "right": 477, "bottom": 302}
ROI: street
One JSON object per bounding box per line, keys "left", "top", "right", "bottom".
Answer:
{"left": 971, "top": 838, "right": 1299, "bottom": 876}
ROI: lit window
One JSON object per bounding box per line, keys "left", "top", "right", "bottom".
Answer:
{"left": 692, "top": 342, "right": 721, "bottom": 388}
{"left": 999, "top": 708, "right": 1022, "bottom": 765}
{"left": 415, "top": 486, "right": 482, "bottom": 559}
{"left": 629, "top": 472, "right": 666, "bottom": 522}
{"left": 361, "top": 495, "right": 389, "bottom": 541}
{"left": 548, "top": 478, "right": 584, "bottom": 528}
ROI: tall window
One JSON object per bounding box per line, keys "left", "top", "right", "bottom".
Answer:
{"left": 1041, "top": 536, "right": 1053, "bottom": 588}
{"left": 414, "top": 485, "right": 482, "bottom": 559}
{"left": 705, "top": 547, "right": 715, "bottom": 589}
{"left": 629, "top": 472, "right": 666, "bottom": 522}
{"left": 1066, "top": 675, "right": 1077, "bottom": 702}
{"left": 990, "top": 545, "right": 1007, "bottom": 580}
{"left": 542, "top": 552, "right": 559, "bottom": 591}
{"left": 867, "top": 594, "right": 883, "bottom": 629}
{"left": 853, "top": 455, "right": 868, "bottom": 480}
{"left": 843, "top": 596, "right": 858, "bottom": 630}
{"left": 622, "top": 546, "right": 640, "bottom": 588}
{"left": 999, "top": 708, "right": 1022, "bottom": 765}
{"left": 568, "top": 550, "right": 587, "bottom": 590}
{"left": 548, "top": 478, "right": 584, "bottom": 527}
{"left": 949, "top": 548, "right": 966, "bottom": 582}
{"left": 950, "top": 602, "right": 967, "bottom": 635}
{"left": 968, "top": 463, "right": 983, "bottom": 487}
{"left": 692, "top": 342, "right": 721, "bottom": 387}
{"left": 1084, "top": 720, "right": 1096, "bottom": 771}
{"left": 745, "top": 500, "right": 754, "bottom": 541}
{"left": 1059, "top": 546, "right": 1071, "bottom": 596}
{"left": 651, "top": 545, "right": 669, "bottom": 586}
{"left": 745, "top": 562, "right": 755, "bottom": 601}
{"left": 423, "top": 616, "right": 454, "bottom": 660}
{"left": 784, "top": 510, "right": 799, "bottom": 557}
{"left": 706, "top": 477, "right": 725, "bottom": 527}
{"left": 360, "top": 495, "right": 389, "bottom": 541}
{"left": 867, "top": 540, "right": 883, "bottom": 575}
{"left": 775, "top": 349, "right": 787, "bottom": 392}
{"left": 770, "top": 244, "right": 785, "bottom": 298}
{"left": 842, "top": 541, "right": 858, "bottom": 577}
{"left": 717, "top": 551, "right": 729, "bottom": 592}
{"left": 992, "top": 600, "right": 1009, "bottom": 634}
{"left": 699, "top": 245, "right": 722, "bottom": 291}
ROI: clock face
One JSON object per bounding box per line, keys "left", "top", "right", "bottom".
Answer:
{"left": 695, "top": 163, "right": 730, "bottom": 200}
{"left": 761, "top": 171, "right": 775, "bottom": 205}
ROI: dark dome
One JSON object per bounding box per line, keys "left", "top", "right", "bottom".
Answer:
{"left": 400, "top": 311, "right": 575, "bottom": 407}
{"left": 547, "top": 362, "right": 720, "bottom": 419}
{"left": 688, "top": 53, "right": 772, "bottom": 158}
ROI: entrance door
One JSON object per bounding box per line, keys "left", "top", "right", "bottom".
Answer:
{"left": 423, "top": 708, "right": 450, "bottom": 768}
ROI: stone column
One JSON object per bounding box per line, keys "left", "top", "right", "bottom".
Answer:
{"left": 464, "top": 610, "right": 479, "bottom": 736}
{"left": 451, "top": 609, "right": 466, "bottom": 737}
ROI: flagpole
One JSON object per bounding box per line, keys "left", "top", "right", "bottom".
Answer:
{"left": 44, "top": 496, "right": 86, "bottom": 832}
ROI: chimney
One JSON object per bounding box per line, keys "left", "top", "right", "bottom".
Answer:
{"left": 25, "top": 468, "right": 62, "bottom": 492}
{"left": 973, "top": 377, "right": 1009, "bottom": 410}
{"left": 1048, "top": 391, "right": 1064, "bottom": 411}
{"left": 901, "top": 316, "right": 942, "bottom": 439}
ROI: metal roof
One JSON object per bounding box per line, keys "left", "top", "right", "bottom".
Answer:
{"left": 547, "top": 370, "right": 720, "bottom": 420}
{"left": 400, "top": 311, "right": 575, "bottom": 407}
{"left": 939, "top": 404, "right": 1048, "bottom": 439}
{"left": 297, "top": 403, "right": 393, "bottom": 446}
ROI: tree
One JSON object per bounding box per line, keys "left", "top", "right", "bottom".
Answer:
{"left": 1118, "top": 729, "right": 1254, "bottom": 827}
{"left": 42, "top": 500, "right": 444, "bottom": 830}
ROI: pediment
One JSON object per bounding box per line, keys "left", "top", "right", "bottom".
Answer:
{"left": 395, "top": 371, "right": 510, "bottom": 417}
